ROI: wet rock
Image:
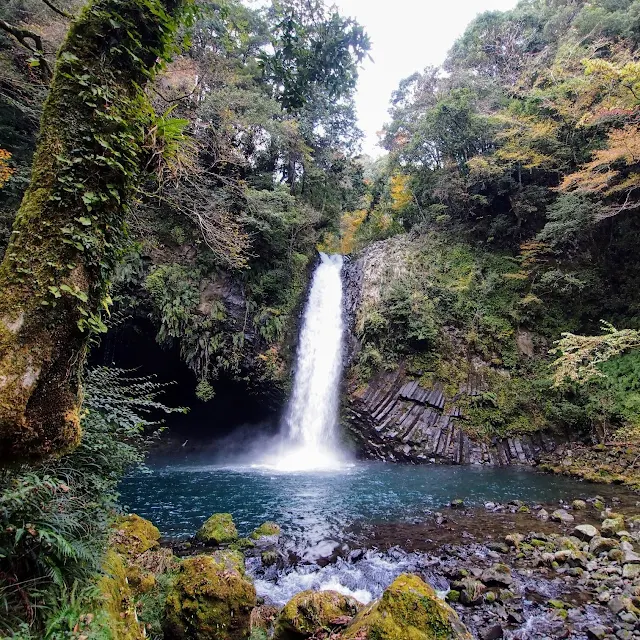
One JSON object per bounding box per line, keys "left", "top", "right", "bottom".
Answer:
{"left": 587, "top": 626, "right": 608, "bottom": 640}
{"left": 603, "top": 517, "right": 626, "bottom": 536}
{"left": 487, "top": 542, "right": 509, "bottom": 554}
{"left": 480, "top": 564, "right": 513, "bottom": 587}
{"left": 261, "top": 550, "right": 278, "bottom": 567}
{"left": 590, "top": 537, "right": 619, "bottom": 555}
{"left": 341, "top": 573, "right": 471, "bottom": 639}
{"left": 479, "top": 624, "right": 504, "bottom": 640}
{"left": 551, "top": 509, "right": 574, "bottom": 524}
{"left": 623, "top": 564, "right": 640, "bottom": 579}
{"left": 196, "top": 512, "right": 239, "bottom": 545}
{"left": 575, "top": 524, "right": 599, "bottom": 541}
{"left": 164, "top": 554, "right": 256, "bottom": 640}
{"left": 275, "top": 590, "right": 362, "bottom": 639}
{"left": 458, "top": 577, "right": 486, "bottom": 606}
{"left": 450, "top": 499, "right": 465, "bottom": 509}
{"left": 251, "top": 521, "right": 281, "bottom": 539}
{"left": 573, "top": 500, "right": 587, "bottom": 510}
{"left": 505, "top": 533, "right": 524, "bottom": 548}
{"left": 537, "top": 509, "right": 550, "bottom": 521}
{"left": 609, "top": 597, "right": 626, "bottom": 615}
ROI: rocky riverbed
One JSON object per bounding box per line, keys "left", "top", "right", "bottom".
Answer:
{"left": 234, "top": 495, "right": 640, "bottom": 639}
{"left": 109, "top": 489, "right": 640, "bottom": 639}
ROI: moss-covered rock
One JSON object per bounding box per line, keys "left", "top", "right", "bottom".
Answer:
{"left": 196, "top": 512, "right": 239, "bottom": 545}
{"left": 342, "top": 574, "right": 471, "bottom": 640}
{"left": 211, "top": 548, "right": 246, "bottom": 575}
{"left": 274, "top": 590, "right": 362, "bottom": 639}
{"left": 98, "top": 549, "right": 145, "bottom": 639}
{"left": 112, "top": 514, "right": 161, "bottom": 560}
{"left": 251, "top": 521, "right": 281, "bottom": 539}
{"left": 164, "top": 554, "right": 256, "bottom": 640}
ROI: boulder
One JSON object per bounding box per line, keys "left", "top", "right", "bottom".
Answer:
{"left": 574, "top": 524, "right": 599, "bottom": 541}
{"left": 458, "top": 577, "right": 486, "bottom": 606}
{"left": 602, "top": 517, "right": 625, "bottom": 536}
{"left": 551, "top": 509, "right": 574, "bottom": 525}
{"left": 589, "top": 536, "right": 619, "bottom": 555}
{"left": 111, "top": 514, "right": 160, "bottom": 560}
{"left": 480, "top": 564, "right": 513, "bottom": 587}
{"left": 572, "top": 500, "right": 587, "bottom": 510}
{"left": 251, "top": 521, "right": 281, "bottom": 539}
{"left": 274, "top": 590, "right": 362, "bottom": 639}
{"left": 196, "top": 513, "right": 238, "bottom": 545}
{"left": 164, "top": 554, "right": 256, "bottom": 640}
{"left": 623, "top": 564, "right": 640, "bottom": 579}
{"left": 342, "top": 574, "right": 471, "bottom": 639}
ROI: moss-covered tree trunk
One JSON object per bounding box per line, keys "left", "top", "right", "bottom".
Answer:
{"left": 0, "top": 0, "right": 184, "bottom": 462}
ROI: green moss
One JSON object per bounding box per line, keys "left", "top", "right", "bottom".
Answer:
{"left": 210, "top": 549, "right": 246, "bottom": 575}
{"left": 342, "top": 574, "right": 471, "bottom": 640}
{"left": 196, "top": 512, "right": 239, "bottom": 545}
{"left": 275, "top": 590, "right": 362, "bottom": 639}
{"left": 98, "top": 549, "right": 145, "bottom": 639}
{"left": 112, "top": 514, "right": 160, "bottom": 560}
{"left": 251, "top": 521, "right": 281, "bottom": 539}
{"left": 164, "top": 554, "right": 256, "bottom": 640}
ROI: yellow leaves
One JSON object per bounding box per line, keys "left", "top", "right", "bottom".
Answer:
{"left": 560, "top": 124, "right": 640, "bottom": 197}
{"left": 493, "top": 113, "right": 559, "bottom": 170}
{"left": 318, "top": 209, "right": 367, "bottom": 255}
{"left": 389, "top": 173, "right": 413, "bottom": 211}
{"left": 466, "top": 155, "right": 504, "bottom": 181}
{"left": 0, "top": 149, "right": 14, "bottom": 189}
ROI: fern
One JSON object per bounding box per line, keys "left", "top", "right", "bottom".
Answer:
{"left": 0, "top": 367, "right": 183, "bottom": 637}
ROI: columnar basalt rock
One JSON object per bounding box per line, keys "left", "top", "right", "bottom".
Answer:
{"left": 345, "top": 365, "right": 558, "bottom": 465}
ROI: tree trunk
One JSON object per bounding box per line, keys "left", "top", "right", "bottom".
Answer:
{"left": 0, "top": 0, "right": 184, "bottom": 463}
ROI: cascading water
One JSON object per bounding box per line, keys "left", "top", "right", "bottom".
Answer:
{"left": 271, "top": 252, "right": 348, "bottom": 471}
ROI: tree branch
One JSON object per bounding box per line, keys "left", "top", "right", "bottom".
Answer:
{"left": 0, "top": 19, "right": 52, "bottom": 80}
{"left": 40, "top": 0, "right": 74, "bottom": 19}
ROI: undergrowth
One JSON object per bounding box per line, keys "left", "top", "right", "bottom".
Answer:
{"left": 0, "top": 367, "right": 183, "bottom": 638}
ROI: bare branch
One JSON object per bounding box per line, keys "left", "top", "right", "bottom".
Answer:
{"left": 40, "top": 0, "right": 74, "bottom": 19}
{"left": 0, "top": 19, "right": 52, "bottom": 80}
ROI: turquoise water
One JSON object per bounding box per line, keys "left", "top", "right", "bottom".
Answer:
{"left": 119, "top": 460, "right": 598, "bottom": 543}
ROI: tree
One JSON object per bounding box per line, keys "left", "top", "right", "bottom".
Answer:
{"left": 0, "top": 0, "right": 187, "bottom": 463}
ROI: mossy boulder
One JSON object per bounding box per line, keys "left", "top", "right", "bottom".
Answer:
{"left": 164, "top": 554, "right": 256, "bottom": 640}
{"left": 275, "top": 590, "right": 362, "bottom": 639}
{"left": 196, "top": 513, "right": 239, "bottom": 545}
{"left": 98, "top": 549, "right": 145, "bottom": 639}
{"left": 342, "top": 574, "right": 471, "bottom": 640}
{"left": 211, "top": 548, "right": 246, "bottom": 575}
{"left": 251, "top": 521, "right": 281, "bottom": 539}
{"left": 112, "top": 514, "right": 160, "bottom": 560}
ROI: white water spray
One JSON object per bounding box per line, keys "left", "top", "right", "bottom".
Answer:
{"left": 270, "top": 253, "right": 347, "bottom": 471}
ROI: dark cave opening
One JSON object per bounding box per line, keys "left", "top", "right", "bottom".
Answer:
{"left": 92, "top": 320, "right": 282, "bottom": 445}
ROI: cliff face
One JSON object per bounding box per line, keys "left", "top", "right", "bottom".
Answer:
{"left": 341, "top": 235, "right": 561, "bottom": 465}
{"left": 345, "top": 365, "right": 558, "bottom": 465}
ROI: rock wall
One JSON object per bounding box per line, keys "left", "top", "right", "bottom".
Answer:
{"left": 341, "top": 239, "right": 560, "bottom": 466}
{"left": 345, "top": 366, "right": 559, "bottom": 465}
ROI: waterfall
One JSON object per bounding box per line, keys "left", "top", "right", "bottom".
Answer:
{"left": 273, "top": 252, "right": 347, "bottom": 471}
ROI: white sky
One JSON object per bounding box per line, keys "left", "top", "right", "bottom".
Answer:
{"left": 333, "top": 0, "right": 519, "bottom": 156}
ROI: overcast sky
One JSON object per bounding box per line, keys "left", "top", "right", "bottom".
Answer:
{"left": 332, "top": 0, "right": 519, "bottom": 156}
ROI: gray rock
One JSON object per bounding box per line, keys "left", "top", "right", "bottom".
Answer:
{"left": 551, "top": 509, "right": 574, "bottom": 524}
{"left": 586, "top": 626, "right": 607, "bottom": 640}
{"left": 480, "top": 564, "right": 513, "bottom": 587}
{"left": 537, "top": 509, "right": 549, "bottom": 521}
{"left": 590, "top": 537, "right": 619, "bottom": 555}
{"left": 623, "top": 564, "right": 640, "bottom": 579}
{"left": 575, "top": 524, "right": 599, "bottom": 541}
{"left": 609, "top": 597, "right": 627, "bottom": 615}
{"left": 479, "top": 624, "right": 504, "bottom": 640}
